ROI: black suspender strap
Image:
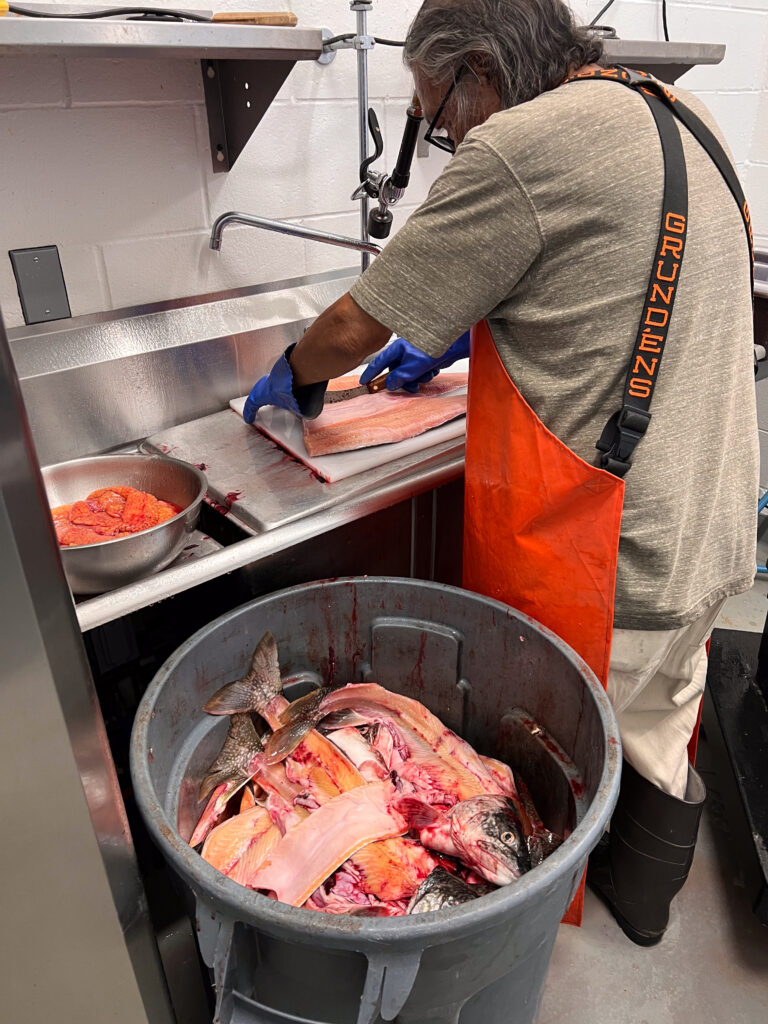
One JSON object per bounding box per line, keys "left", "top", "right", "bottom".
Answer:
{"left": 565, "top": 66, "right": 754, "bottom": 478}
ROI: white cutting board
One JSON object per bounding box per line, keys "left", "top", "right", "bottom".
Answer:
{"left": 229, "top": 360, "right": 469, "bottom": 484}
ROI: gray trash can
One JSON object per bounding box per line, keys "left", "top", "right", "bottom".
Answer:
{"left": 131, "top": 577, "right": 620, "bottom": 1024}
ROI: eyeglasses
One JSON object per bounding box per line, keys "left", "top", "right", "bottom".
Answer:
{"left": 424, "top": 67, "right": 467, "bottom": 154}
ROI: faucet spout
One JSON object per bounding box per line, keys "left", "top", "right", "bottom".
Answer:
{"left": 209, "top": 212, "right": 383, "bottom": 258}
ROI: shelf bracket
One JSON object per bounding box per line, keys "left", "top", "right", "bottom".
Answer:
{"left": 201, "top": 59, "right": 295, "bottom": 173}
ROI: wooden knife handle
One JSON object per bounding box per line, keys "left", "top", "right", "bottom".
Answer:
{"left": 366, "top": 373, "right": 390, "bottom": 394}
{"left": 211, "top": 12, "right": 298, "bottom": 26}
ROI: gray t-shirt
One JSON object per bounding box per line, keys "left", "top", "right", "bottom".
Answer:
{"left": 351, "top": 79, "right": 757, "bottom": 631}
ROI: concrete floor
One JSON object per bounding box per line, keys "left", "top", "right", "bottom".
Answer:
{"left": 537, "top": 580, "right": 768, "bottom": 1024}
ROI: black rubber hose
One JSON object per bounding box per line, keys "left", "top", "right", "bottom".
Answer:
{"left": 8, "top": 4, "right": 209, "bottom": 20}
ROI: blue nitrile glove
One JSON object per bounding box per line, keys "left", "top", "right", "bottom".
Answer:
{"left": 359, "top": 332, "right": 470, "bottom": 394}
{"left": 243, "top": 344, "right": 327, "bottom": 424}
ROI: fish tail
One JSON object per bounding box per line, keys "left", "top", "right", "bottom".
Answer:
{"left": 204, "top": 632, "right": 283, "bottom": 715}
{"left": 263, "top": 687, "right": 329, "bottom": 763}
{"left": 264, "top": 720, "right": 314, "bottom": 764}
{"left": 198, "top": 714, "right": 262, "bottom": 801}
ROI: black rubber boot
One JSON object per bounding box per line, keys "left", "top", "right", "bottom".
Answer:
{"left": 587, "top": 758, "right": 706, "bottom": 946}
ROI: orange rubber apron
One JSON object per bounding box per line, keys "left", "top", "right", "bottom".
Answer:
{"left": 463, "top": 322, "right": 623, "bottom": 926}
{"left": 462, "top": 67, "right": 754, "bottom": 926}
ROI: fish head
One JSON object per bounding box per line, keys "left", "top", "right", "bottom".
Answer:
{"left": 406, "top": 866, "right": 478, "bottom": 914}
{"left": 449, "top": 797, "right": 531, "bottom": 886}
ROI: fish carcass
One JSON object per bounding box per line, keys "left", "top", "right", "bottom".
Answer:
{"left": 188, "top": 632, "right": 560, "bottom": 916}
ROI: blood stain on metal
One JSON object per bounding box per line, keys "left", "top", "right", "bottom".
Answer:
{"left": 205, "top": 496, "right": 230, "bottom": 516}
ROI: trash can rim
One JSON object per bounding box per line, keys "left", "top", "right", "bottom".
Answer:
{"left": 130, "top": 576, "right": 621, "bottom": 945}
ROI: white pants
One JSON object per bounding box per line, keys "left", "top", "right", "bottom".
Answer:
{"left": 606, "top": 601, "right": 724, "bottom": 799}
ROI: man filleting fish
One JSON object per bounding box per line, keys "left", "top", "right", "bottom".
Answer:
{"left": 239, "top": 0, "right": 757, "bottom": 946}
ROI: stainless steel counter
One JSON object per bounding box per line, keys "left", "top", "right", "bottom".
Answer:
{"left": 142, "top": 405, "right": 465, "bottom": 533}
{"left": 76, "top": 442, "right": 464, "bottom": 631}
{"left": 8, "top": 270, "right": 468, "bottom": 632}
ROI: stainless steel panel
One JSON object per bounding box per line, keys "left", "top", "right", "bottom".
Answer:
{"left": 11, "top": 270, "right": 357, "bottom": 465}
{"left": 0, "top": 314, "right": 174, "bottom": 1022}
{"left": 143, "top": 406, "right": 465, "bottom": 532}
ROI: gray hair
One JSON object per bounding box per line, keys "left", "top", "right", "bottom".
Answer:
{"left": 405, "top": 0, "right": 603, "bottom": 129}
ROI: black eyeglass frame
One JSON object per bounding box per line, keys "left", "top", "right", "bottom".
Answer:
{"left": 423, "top": 66, "right": 467, "bottom": 154}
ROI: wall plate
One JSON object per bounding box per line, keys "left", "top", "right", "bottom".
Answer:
{"left": 9, "top": 245, "right": 71, "bottom": 325}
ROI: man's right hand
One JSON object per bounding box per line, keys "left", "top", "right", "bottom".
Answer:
{"left": 359, "top": 332, "right": 471, "bottom": 393}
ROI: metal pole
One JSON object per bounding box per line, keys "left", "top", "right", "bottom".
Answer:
{"left": 354, "top": 1, "right": 372, "bottom": 272}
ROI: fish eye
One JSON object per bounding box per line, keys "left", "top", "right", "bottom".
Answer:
{"left": 501, "top": 830, "right": 516, "bottom": 846}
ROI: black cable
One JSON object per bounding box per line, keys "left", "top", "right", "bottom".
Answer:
{"left": 589, "top": 0, "right": 617, "bottom": 27}
{"left": 8, "top": 4, "right": 209, "bottom": 20}
{"left": 662, "top": 0, "right": 670, "bottom": 41}
{"left": 323, "top": 33, "right": 405, "bottom": 48}
{"left": 323, "top": 32, "right": 355, "bottom": 46}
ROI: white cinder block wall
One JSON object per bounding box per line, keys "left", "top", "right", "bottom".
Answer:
{"left": 0, "top": 0, "right": 765, "bottom": 337}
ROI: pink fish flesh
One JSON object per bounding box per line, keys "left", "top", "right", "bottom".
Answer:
{"left": 302, "top": 374, "right": 467, "bottom": 457}
{"left": 243, "top": 780, "right": 408, "bottom": 905}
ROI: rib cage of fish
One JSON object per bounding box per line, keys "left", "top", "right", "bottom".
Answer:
{"left": 189, "top": 632, "right": 562, "bottom": 916}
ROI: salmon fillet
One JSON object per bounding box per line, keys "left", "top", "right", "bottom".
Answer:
{"left": 303, "top": 374, "right": 468, "bottom": 457}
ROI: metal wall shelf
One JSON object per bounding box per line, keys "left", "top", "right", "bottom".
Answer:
{"left": 0, "top": 19, "right": 726, "bottom": 171}
{"left": 0, "top": 17, "right": 326, "bottom": 171}
{"left": 601, "top": 39, "right": 726, "bottom": 84}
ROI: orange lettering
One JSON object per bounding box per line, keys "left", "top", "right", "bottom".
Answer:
{"left": 660, "top": 236, "right": 683, "bottom": 260}
{"left": 645, "top": 308, "right": 669, "bottom": 328}
{"left": 665, "top": 212, "right": 686, "bottom": 234}
{"left": 656, "top": 259, "right": 679, "bottom": 283}
{"left": 633, "top": 355, "right": 658, "bottom": 377}
{"left": 628, "top": 379, "right": 652, "bottom": 399}
{"left": 639, "top": 331, "right": 663, "bottom": 354}
{"left": 650, "top": 283, "right": 674, "bottom": 305}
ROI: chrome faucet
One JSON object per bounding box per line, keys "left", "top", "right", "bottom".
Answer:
{"left": 209, "top": 212, "right": 382, "bottom": 258}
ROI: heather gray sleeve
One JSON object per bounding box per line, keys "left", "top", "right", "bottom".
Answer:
{"left": 350, "top": 138, "right": 543, "bottom": 357}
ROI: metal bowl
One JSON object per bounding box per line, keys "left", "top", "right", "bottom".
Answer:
{"left": 42, "top": 453, "right": 207, "bottom": 595}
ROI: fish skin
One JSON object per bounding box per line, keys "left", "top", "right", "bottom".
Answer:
{"left": 199, "top": 713, "right": 263, "bottom": 802}
{"left": 242, "top": 780, "right": 409, "bottom": 906}
{"left": 407, "top": 866, "right": 489, "bottom": 915}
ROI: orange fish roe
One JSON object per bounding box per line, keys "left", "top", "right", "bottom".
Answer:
{"left": 52, "top": 486, "right": 182, "bottom": 547}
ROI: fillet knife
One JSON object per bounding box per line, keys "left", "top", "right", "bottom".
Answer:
{"left": 323, "top": 373, "right": 389, "bottom": 405}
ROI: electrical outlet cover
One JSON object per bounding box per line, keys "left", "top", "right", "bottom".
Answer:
{"left": 9, "top": 245, "right": 71, "bottom": 325}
